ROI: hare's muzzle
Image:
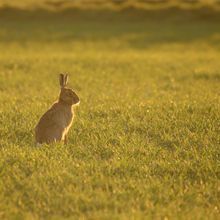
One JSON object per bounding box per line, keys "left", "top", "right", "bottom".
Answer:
{"left": 73, "top": 96, "right": 80, "bottom": 105}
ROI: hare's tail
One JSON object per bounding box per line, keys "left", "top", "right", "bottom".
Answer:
{"left": 34, "top": 142, "right": 41, "bottom": 147}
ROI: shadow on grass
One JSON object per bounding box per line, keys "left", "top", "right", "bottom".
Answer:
{"left": 0, "top": 7, "right": 220, "bottom": 49}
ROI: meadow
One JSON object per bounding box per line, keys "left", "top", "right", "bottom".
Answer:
{"left": 0, "top": 6, "right": 220, "bottom": 220}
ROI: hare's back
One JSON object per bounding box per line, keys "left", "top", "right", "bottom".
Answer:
{"left": 36, "top": 103, "right": 59, "bottom": 128}
{"left": 35, "top": 103, "right": 62, "bottom": 143}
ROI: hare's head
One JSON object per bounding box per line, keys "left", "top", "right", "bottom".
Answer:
{"left": 58, "top": 74, "right": 80, "bottom": 105}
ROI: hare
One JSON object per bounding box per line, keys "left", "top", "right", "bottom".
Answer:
{"left": 35, "top": 74, "right": 80, "bottom": 144}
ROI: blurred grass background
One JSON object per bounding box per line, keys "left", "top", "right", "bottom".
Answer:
{"left": 0, "top": 0, "right": 220, "bottom": 10}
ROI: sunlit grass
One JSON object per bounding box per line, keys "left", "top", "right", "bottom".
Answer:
{"left": 0, "top": 9, "right": 220, "bottom": 220}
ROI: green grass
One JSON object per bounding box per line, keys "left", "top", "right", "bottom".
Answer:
{"left": 0, "top": 9, "right": 220, "bottom": 220}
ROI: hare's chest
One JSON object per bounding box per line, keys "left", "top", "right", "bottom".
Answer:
{"left": 60, "top": 110, "right": 74, "bottom": 137}
{"left": 65, "top": 115, "right": 74, "bottom": 132}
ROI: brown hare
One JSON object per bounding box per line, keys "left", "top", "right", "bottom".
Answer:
{"left": 35, "top": 74, "right": 80, "bottom": 144}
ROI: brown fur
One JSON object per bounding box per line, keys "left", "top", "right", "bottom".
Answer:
{"left": 35, "top": 74, "right": 80, "bottom": 144}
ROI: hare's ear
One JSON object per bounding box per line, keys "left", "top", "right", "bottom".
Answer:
{"left": 64, "top": 74, "right": 69, "bottom": 86}
{"left": 59, "top": 74, "right": 65, "bottom": 88}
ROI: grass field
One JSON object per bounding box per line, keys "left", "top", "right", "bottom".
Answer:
{"left": 0, "top": 7, "right": 220, "bottom": 220}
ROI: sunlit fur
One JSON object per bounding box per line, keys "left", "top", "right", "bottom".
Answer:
{"left": 35, "top": 74, "right": 79, "bottom": 144}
